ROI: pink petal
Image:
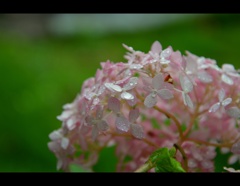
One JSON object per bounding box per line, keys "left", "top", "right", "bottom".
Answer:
{"left": 108, "top": 97, "right": 120, "bottom": 113}
{"left": 151, "top": 41, "right": 162, "bottom": 54}
{"left": 129, "top": 108, "right": 140, "bottom": 123}
{"left": 121, "top": 91, "right": 134, "bottom": 100}
{"left": 130, "top": 123, "right": 144, "bottom": 139}
{"left": 231, "top": 140, "right": 240, "bottom": 154}
{"left": 228, "top": 155, "right": 239, "bottom": 165}
{"left": 197, "top": 71, "right": 213, "bottom": 83}
{"left": 61, "top": 137, "right": 69, "bottom": 149}
{"left": 179, "top": 74, "right": 193, "bottom": 93}
{"left": 152, "top": 74, "right": 164, "bottom": 90}
{"left": 226, "top": 107, "right": 240, "bottom": 118}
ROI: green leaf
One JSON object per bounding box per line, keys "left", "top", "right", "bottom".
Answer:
{"left": 148, "top": 147, "right": 185, "bottom": 173}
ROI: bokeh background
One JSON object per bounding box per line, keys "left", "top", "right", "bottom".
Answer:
{"left": 1, "top": 13, "right": 240, "bottom": 172}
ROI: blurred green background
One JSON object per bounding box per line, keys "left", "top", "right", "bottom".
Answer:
{"left": 0, "top": 13, "right": 240, "bottom": 172}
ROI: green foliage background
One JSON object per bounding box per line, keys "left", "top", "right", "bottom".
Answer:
{"left": 0, "top": 14, "right": 240, "bottom": 172}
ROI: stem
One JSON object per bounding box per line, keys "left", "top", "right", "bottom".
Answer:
{"left": 135, "top": 162, "right": 154, "bottom": 172}
{"left": 185, "top": 138, "right": 233, "bottom": 148}
{"left": 174, "top": 143, "right": 188, "bottom": 172}
{"left": 153, "top": 105, "right": 184, "bottom": 140}
{"left": 107, "top": 131, "right": 159, "bottom": 148}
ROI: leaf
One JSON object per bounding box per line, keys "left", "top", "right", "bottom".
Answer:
{"left": 148, "top": 147, "right": 185, "bottom": 173}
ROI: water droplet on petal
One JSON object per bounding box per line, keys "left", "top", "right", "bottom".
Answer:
{"left": 144, "top": 93, "right": 157, "bottom": 108}
{"left": 115, "top": 116, "right": 130, "bottom": 132}
{"left": 129, "top": 109, "right": 139, "bottom": 123}
{"left": 121, "top": 91, "right": 134, "bottom": 100}
{"left": 198, "top": 71, "right": 213, "bottom": 83}
{"left": 131, "top": 123, "right": 144, "bottom": 139}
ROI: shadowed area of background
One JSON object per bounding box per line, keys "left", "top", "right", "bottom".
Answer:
{"left": 0, "top": 13, "right": 240, "bottom": 172}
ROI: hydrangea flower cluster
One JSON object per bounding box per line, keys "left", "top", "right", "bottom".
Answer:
{"left": 48, "top": 41, "right": 240, "bottom": 172}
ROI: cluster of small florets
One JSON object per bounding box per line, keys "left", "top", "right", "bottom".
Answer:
{"left": 48, "top": 41, "right": 240, "bottom": 172}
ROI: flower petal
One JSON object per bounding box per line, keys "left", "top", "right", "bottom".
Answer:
{"left": 231, "top": 140, "right": 240, "bottom": 154}
{"left": 121, "top": 91, "right": 134, "bottom": 100}
{"left": 144, "top": 93, "right": 157, "bottom": 108}
{"left": 91, "top": 125, "right": 99, "bottom": 141}
{"left": 197, "top": 71, "right": 213, "bottom": 83}
{"left": 123, "top": 77, "right": 138, "bottom": 91}
{"left": 183, "top": 93, "right": 194, "bottom": 109}
{"left": 209, "top": 102, "right": 221, "bottom": 113}
{"left": 151, "top": 41, "right": 162, "bottom": 54}
{"left": 61, "top": 137, "right": 69, "bottom": 149}
{"left": 152, "top": 74, "right": 164, "bottom": 90}
{"left": 105, "top": 83, "right": 122, "bottom": 92}
{"left": 221, "top": 74, "right": 233, "bottom": 85}
{"left": 218, "top": 89, "right": 225, "bottom": 102}
{"left": 179, "top": 74, "right": 193, "bottom": 93}
{"left": 115, "top": 116, "right": 130, "bottom": 132}
{"left": 157, "top": 89, "right": 174, "bottom": 100}
{"left": 226, "top": 107, "right": 240, "bottom": 118}
{"left": 222, "top": 98, "right": 232, "bottom": 107}
{"left": 130, "top": 123, "right": 144, "bottom": 139}
{"left": 108, "top": 97, "right": 120, "bottom": 113}
{"left": 129, "top": 108, "right": 139, "bottom": 123}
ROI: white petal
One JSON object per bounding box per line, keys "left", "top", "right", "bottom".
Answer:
{"left": 66, "top": 117, "right": 77, "bottom": 130}
{"left": 108, "top": 97, "right": 120, "bottom": 113}
{"left": 222, "top": 64, "right": 235, "bottom": 72}
{"left": 129, "top": 108, "right": 139, "bottom": 123}
{"left": 49, "top": 130, "right": 62, "bottom": 140}
{"left": 222, "top": 98, "right": 232, "bottom": 107}
{"left": 226, "top": 107, "right": 240, "bottom": 118}
{"left": 197, "top": 71, "right": 213, "bottom": 83}
{"left": 184, "top": 93, "right": 194, "bottom": 109}
{"left": 130, "top": 124, "right": 144, "bottom": 139}
{"left": 144, "top": 93, "right": 157, "bottom": 108}
{"left": 123, "top": 77, "right": 138, "bottom": 91}
{"left": 218, "top": 89, "right": 225, "bottom": 102}
{"left": 221, "top": 74, "right": 233, "bottom": 85}
{"left": 179, "top": 74, "right": 193, "bottom": 93}
{"left": 152, "top": 74, "right": 164, "bottom": 90}
{"left": 161, "top": 47, "right": 172, "bottom": 59}
{"left": 115, "top": 116, "right": 130, "bottom": 132}
{"left": 228, "top": 155, "right": 239, "bottom": 165}
{"left": 104, "top": 83, "right": 122, "bottom": 92}
{"left": 56, "top": 110, "right": 73, "bottom": 121}
{"left": 209, "top": 102, "right": 221, "bottom": 113}
{"left": 121, "top": 91, "right": 134, "bottom": 100}
{"left": 157, "top": 89, "right": 174, "bottom": 100}
{"left": 97, "top": 120, "right": 109, "bottom": 131}
{"left": 61, "top": 137, "right": 69, "bottom": 149}
{"left": 130, "top": 64, "right": 143, "bottom": 69}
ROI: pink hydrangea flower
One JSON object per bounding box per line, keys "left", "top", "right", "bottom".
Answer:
{"left": 49, "top": 41, "right": 240, "bottom": 172}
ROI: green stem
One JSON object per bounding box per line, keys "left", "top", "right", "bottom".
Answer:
{"left": 135, "top": 162, "right": 154, "bottom": 172}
